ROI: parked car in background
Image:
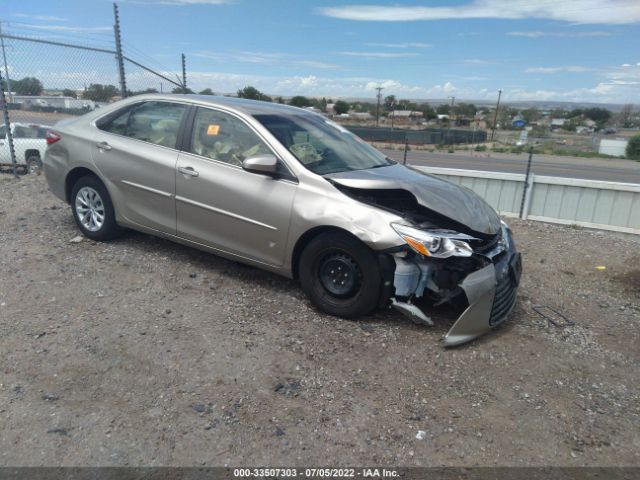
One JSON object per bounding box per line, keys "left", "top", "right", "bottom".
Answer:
{"left": 0, "top": 122, "right": 51, "bottom": 174}
{"left": 43, "top": 94, "right": 521, "bottom": 347}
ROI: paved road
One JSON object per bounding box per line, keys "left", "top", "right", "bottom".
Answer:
{"left": 382, "top": 148, "right": 640, "bottom": 184}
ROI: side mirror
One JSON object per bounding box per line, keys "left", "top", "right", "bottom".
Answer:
{"left": 242, "top": 154, "right": 278, "bottom": 175}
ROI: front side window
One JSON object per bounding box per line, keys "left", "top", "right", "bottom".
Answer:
{"left": 189, "top": 108, "right": 271, "bottom": 167}
{"left": 99, "top": 101, "right": 187, "bottom": 148}
{"left": 254, "top": 112, "right": 394, "bottom": 175}
{"left": 0, "top": 125, "right": 6, "bottom": 138}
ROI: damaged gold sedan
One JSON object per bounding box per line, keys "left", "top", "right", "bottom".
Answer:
{"left": 43, "top": 94, "right": 521, "bottom": 346}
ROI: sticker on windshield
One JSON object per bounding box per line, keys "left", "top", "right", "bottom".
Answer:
{"left": 207, "top": 124, "right": 220, "bottom": 136}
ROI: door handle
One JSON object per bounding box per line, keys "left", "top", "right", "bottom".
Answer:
{"left": 178, "top": 166, "right": 199, "bottom": 177}
{"left": 95, "top": 141, "right": 112, "bottom": 151}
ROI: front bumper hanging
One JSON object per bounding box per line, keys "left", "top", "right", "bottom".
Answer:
{"left": 388, "top": 224, "right": 522, "bottom": 347}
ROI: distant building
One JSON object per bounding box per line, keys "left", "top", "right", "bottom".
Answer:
{"left": 550, "top": 118, "right": 568, "bottom": 130}
{"left": 12, "top": 95, "right": 97, "bottom": 110}
{"left": 599, "top": 138, "right": 628, "bottom": 157}
{"left": 349, "top": 112, "right": 373, "bottom": 120}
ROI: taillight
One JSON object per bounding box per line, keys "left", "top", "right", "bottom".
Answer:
{"left": 46, "top": 131, "right": 61, "bottom": 145}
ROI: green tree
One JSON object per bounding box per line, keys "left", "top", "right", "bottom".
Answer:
{"left": 13, "top": 77, "right": 44, "bottom": 96}
{"left": 384, "top": 95, "right": 396, "bottom": 112}
{"left": 275, "top": 96, "right": 285, "bottom": 104}
{"left": 128, "top": 88, "right": 159, "bottom": 96}
{"left": 199, "top": 88, "right": 215, "bottom": 95}
{"left": 289, "top": 95, "right": 313, "bottom": 108}
{"left": 521, "top": 108, "right": 541, "bottom": 124}
{"left": 453, "top": 102, "right": 477, "bottom": 118}
{"left": 171, "top": 86, "right": 194, "bottom": 94}
{"left": 62, "top": 88, "right": 76, "bottom": 98}
{"left": 83, "top": 84, "right": 119, "bottom": 102}
{"left": 333, "top": 100, "right": 349, "bottom": 115}
{"left": 419, "top": 103, "right": 437, "bottom": 120}
{"left": 436, "top": 104, "right": 451, "bottom": 115}
{"left": 626, "top": 134, "right": 640, "bottom": 160}
{"left": 236, "top": 86, "right": 272, "bottom": 102}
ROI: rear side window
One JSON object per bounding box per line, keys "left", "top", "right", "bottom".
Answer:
{"left": 98, "top": 101, "right": 187, "bottom": 149}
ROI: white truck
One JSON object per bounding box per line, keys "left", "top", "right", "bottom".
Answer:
{"left": 0, "top": 123, "right": 51, "bottom": 174}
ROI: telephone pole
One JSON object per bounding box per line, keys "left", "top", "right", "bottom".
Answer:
{"left": 375, "top": 86, "right": 383, "bottom": 127}
{"left": 447, "top": 96, "right": 455, "bottom": 144}
{"left": 490, "top": 89, "right": 502, "bottom": 142}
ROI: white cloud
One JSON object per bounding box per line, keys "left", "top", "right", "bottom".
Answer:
{"left": 463, "top": 59, "right": 491, "bottom": 65}
{"left": 13, "top": 13, "right": 68, "bottom": 21}
{"left": 508, "top": 30, "right": 612, "bottom": 38}
{"left": 124, "top": 0, "right": 230, "bottom": 4}
{"left": 525, "top": 66, "right": 597, "bottom": 73}
{"left": 15, "top": 24, "right": 112, "bottom": 33}
{"left": 193, "top": 51, "right": 338, "bottom": 69}
{"left": 318, "top": 0, "right": 640, "bottom": 25}
{"left": 337, "top": 51, "right": 421, "bottom": 58}
{"left": 363, "top": 42, "right": 431, "bottom": 48}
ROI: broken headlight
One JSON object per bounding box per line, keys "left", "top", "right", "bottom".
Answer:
{"left": 391, "top": 223, "right": 474, "bottom": 259}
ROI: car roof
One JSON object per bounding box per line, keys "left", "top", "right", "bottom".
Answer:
{"left": 127, "top": 93, "right": 316, "bottom": 117}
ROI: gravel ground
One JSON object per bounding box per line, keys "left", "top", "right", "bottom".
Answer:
{"left": 1, "top": 174, "right": 639, "bottom": 467}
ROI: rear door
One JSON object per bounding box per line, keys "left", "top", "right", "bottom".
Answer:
{"left": 175, "top": 107, "right": 297, "bottom": 266}
{"left": 92, "top": 101, "right": 188, "bottom": 234}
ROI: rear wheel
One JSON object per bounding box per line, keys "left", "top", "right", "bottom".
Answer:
{"left": 299, "top": 232, "right": 382, "bottom": 318}
{"left": 26, "top": 155, "right": 42, "bottom": 175}
{"left": 70, "top": 175, "right": 123, "bottom": 241}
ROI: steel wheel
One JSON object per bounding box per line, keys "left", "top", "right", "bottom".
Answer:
{"left": 75, "top": 186, "right": 105, "bottom": 232}
{"left": 27, "top": 157, "right": 41, "bottom": 174}
{"left": 318, "top": 251, "right": 362, "bottom": 298}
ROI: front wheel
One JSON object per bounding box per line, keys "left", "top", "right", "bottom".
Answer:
{"left": 70, "top": 175, "right": 123, "bottom": 241}
{"left": 299, "top": 232, "right": 382, "bottom": 318}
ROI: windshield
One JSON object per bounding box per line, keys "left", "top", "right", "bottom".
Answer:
{"left": 254, "top": 112, "right": 394, "bottom": 175}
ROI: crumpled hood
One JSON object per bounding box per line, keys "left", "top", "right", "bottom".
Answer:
{"left": 325, "top": 164, "right": 501, "bottom": 236}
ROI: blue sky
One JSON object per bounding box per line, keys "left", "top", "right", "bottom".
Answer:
{"left": 5, "top": 0, "right": 640, "bottom": 104}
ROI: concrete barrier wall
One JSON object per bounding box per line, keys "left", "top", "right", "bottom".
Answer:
{"left": 413, "top": 166, "right": 640, "bottom": 235}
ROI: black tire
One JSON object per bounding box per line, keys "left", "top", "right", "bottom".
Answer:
{"left": 26, "top": 155, "right": 42, "bottom": 175}
{"left": 70, "top": 175, "right": 123, "bottom": 241}
{"left": 299, "top": 231, "right": 382, "bottom": 318}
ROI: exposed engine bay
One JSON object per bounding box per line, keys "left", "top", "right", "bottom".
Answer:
{"left": 327, "top": 173, "right": 522, "bottom": 347}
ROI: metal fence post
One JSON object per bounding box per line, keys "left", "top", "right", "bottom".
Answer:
{"left": 0, "top": 68, "right": 18, "bottom": 178}
{"left": 181, "top": 53, "right": 187, "bottom": 92}
{"left": 519, "top": 147, "right": 534, "bottom": 219}
{"left": 403, "top": 139, "right": 409, "bottom": 165}
{"left": 113, "top": 3, "right": 127, "bottom": 98}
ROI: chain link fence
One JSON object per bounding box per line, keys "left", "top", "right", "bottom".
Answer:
{"left": 0, "top": 8, "right": 185, "bottom": 176}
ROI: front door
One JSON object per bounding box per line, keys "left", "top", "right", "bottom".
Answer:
{"left": 175, "top": 107, "right": 296, "bottom": 266}
{"left": 92, "top": 101, "right": 188, "bottom": 234}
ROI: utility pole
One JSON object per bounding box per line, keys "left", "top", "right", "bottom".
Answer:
{"left": 390, "top": 100, "right": 396, "bottom": 130}
{"left": 0, "top": 23, "right": 12, "bottom": 102}
{"left": 447, "top": 96, "right": 455, "bottom": 145}
{"left": 181, "top": 53, "right": 187, "bottom": 93}
{"left": 490, "top": 89, "right": 502, "bottom": 142}
{"left": 113, "top": 3, "right": 127, "bottom": 99}
{"left": 375, "top": 86, "right": 383, "bottom": 127}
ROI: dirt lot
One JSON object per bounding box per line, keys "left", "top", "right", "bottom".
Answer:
{"left": 0, "top": 174, "right": 639, "bottom": 467}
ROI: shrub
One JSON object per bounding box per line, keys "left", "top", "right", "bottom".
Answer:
{"left": 474, "top": 145, "right": 487, "bottom": 152}
{"left": 626, "top": 134, "right": 640, "bottom": 160}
